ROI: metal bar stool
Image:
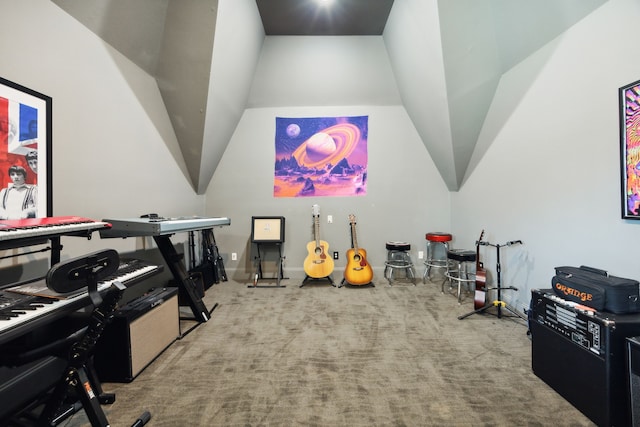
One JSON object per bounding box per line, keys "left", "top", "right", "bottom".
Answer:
{"left": 443, "top": 249, "right": 476, "bottom": 303}
{"left": 422, "top": 232, "right": 452, "bottom": 283}
{"left": 384, "top": 242, "right": 416, "bottom": 286}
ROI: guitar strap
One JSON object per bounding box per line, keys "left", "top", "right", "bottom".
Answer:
{"left": 349, "top": 223, "right": 354, "bottom": 248}
{"left": 188, "top": 231, "right": 196, "bottom": 270}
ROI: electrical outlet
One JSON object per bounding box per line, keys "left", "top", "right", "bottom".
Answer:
{"left": 231, "top": 252, "right": 237, "bottom": 261}
{"left": 418, "top": 251, "right": 424, "bottom": 259}
{"left": 333, "top": 251, "right": 339, "bottom": 259}
{"left": 327, "top": 215, "right": 333, "bottom": 224}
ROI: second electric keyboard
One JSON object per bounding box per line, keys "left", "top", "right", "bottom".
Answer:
{"left": 0, "top": 258, "right": 162, "bottom": 346}
{"left": 0, "top": 216, "right": 111, "bottom": 242}
{"left": 100, "top": 216, "right": 230, "bottom": 237}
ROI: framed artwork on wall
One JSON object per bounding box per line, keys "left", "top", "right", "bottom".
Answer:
{"left": 0, "top": 76, "right": 52, "bottom": 219}
{"left": 621, "top": 79, "right": 640, "bottom": 219}
{"left": 274, "top": 116, "right": 368, "bottom": 198}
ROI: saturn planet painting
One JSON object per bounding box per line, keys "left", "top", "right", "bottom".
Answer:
{"left": 274, "top": 116, "right": 368, "bottom": 198}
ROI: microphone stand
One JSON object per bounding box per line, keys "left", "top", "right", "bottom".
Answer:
{"left": 458, "top": 240, "right": 524, "bottom": 320}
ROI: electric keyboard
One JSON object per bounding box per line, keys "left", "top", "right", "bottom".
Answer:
{"left": 0, "top": 258, "right": 162, "bottom": 345}
{"left": 0, "top": 216, "right": 111, "bottom": 242}
{"left": 100, "top": 216, "right": 230, "bottom": 237}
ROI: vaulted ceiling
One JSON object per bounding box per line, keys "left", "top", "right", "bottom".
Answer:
{"left": 50, "top": 0, "right": 608, "bottom": 192}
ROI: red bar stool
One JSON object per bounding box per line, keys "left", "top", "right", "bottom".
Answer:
{"left": 422, "top": 232, "right": 452, "bottom": 283}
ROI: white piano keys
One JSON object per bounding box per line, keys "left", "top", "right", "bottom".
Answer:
{"left": 0, "top": 259, "right": 161, "bottom": 344}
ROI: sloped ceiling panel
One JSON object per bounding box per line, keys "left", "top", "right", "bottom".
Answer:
{"left": 155, "top": 0, "right": 218, "bottom": 190}
{"left": 435, "top": 0, "right": 608, "bottom": 189}
{"left": 51, "top": 0, "right": 168, "bottom": 76}
{"left": 51, "top": 0, "right": 609, "bottom": 193}
{"left": 199, "top": 0, "right": 266, "bottom": 195}
{"left": 51, "top": 0, "right": 217, "bottom": 193}
{"left": 383, "top": 0, "right": 458, "bottom": 189}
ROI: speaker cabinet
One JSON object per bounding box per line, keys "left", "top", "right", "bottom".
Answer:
{"left": 94, "top": 288, "right": 179, "bottom": 382}
{"left": 530, "top": 289, "right": 640, "bottom": 426}
{"left": 251, "top": 216, "right": 285, "bottom": 243}
{"left": 628, "top": 336, "right": 640, "bottom": 426}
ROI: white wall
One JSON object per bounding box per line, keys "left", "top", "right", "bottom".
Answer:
{"left": 5, "top": 0, "right": 636, "bottom": 306}
{"left": 0, "top": 0, "right": 204, "bottom": 281}
{"left": 451, "top": 0, "right": 640, "bottom": 313}
{"left": 206, "top": 35, "right": 451, "bottom": 281}
{"left": 206, "top": 105, "right": 450, "bottom": 281}
{"left": 200, "top": 0, "right": 264, "bottom": 194}
{"left": 247, "top": 36, "right": 402, "bottom": 107}
{"left": 383, "top": 0, "right": 459, "bottom": 191}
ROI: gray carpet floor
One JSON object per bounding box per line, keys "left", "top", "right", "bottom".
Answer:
{"left": 66, "top": 275, "right": 595, "bottom": 426}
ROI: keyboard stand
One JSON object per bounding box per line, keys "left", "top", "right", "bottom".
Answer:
{"left": 153, "top": 235, "right": 216, "bottom": 324}
{"left": 38, "top": 282, "right": 150, "bottom": 427}
{"left": 98, "top": 216, "right": 230, "bottom": 326}
{"left": 39, "top": 253, "right": 150, "bottom": 427}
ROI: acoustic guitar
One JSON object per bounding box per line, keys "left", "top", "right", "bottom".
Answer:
{"left": 343, "top": 214, "right": 373, "bottom": 285}
{"left": 303, "top": 204, "right": 335, "bottom": 278}
{"left": 474, "top": 230, "right": 488, "bottom": 309}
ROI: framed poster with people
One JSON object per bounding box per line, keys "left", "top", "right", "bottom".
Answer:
{"left": 0, "top": 77, "right": 52, "bottom": 219}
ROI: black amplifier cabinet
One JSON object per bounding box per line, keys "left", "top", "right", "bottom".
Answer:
{"left": 94, "top": 287, "right": 179, "bottom": 382}
{"left": 627, "top": 336, "right": 640, "bottom": 426}
{"left": 530, "top": 289, "right": 640, "bottom": 427}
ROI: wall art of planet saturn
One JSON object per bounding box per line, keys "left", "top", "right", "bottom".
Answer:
{"left": 274, "top": 116, "right": 368, "bottom": 198}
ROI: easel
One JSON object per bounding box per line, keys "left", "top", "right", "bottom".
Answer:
{"left": 458, "top": 239, "right": 523, "bottom": 320}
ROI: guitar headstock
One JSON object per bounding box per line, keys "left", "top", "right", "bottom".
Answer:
{"left": 312, "top": 204, "right": 320, "bottom": 218}
{"left": 348, "top": 214, "right": 356, "bottom": 224}
{"left": 477, "top": 229, "right": 485, "bottom": 245}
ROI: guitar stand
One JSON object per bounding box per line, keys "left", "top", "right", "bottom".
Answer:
{"left": 458, "top": 240, "right": 525, "bottom": 321}
{"left": 339, "top": 277, "right": 374, "bottom": 288}
{"left": 249, "top": 242, "right": 287, "bottom": 288}
{"left": 300, "top": 275, "right": 335, "bottom": 287}
{"left": 458, "top": 293, "right": 522, "bottom": 320}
